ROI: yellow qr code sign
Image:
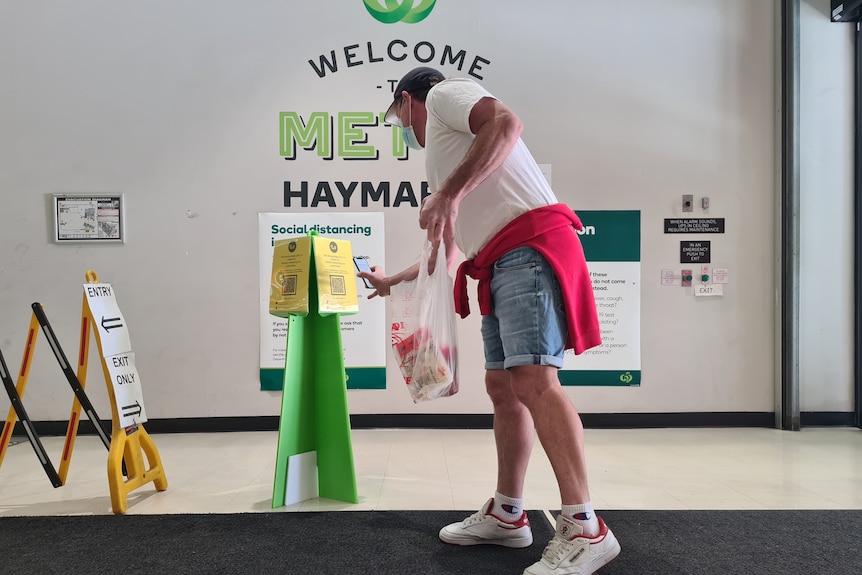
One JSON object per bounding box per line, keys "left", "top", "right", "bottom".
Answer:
{"left": 281, "top": 274, "right": 298, "bottom": 296}
{"left": 330, "top": 275, "right": 346, "bottom": 296}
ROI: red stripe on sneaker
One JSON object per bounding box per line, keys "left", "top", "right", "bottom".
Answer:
{"left": 488, "top": 511, "right": 530, "bottom": 528}
{"left": 584, "top": 517, "right": 610, "bottom": 543}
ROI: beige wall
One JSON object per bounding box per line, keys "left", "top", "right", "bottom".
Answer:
{"left": 0, "top": 0, "right": 848, "bottom": 421}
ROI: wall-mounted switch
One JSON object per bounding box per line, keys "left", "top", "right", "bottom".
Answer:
{"left": 681, "top": 269, "right": 693, "bottom": 287}
{"left": 682, "top": 195, "right": 693, "bottom": 212}
{"left": 701, "top": 197, "right": 710, "bottom": 210}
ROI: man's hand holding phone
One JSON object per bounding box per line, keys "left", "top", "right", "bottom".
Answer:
{"left": 354, "top": 256, "right": 389, "bottom": 299}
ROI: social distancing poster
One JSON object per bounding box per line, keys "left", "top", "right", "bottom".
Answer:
{"left": 258, "top": 212, "right": 386, "bottom": 391}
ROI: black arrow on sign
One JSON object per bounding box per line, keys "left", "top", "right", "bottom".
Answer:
{"left": 101, "top": 316, "right": 123, "bottom": 333}
{"left": 121, "top": 401, "right": 142, "bottom": 418}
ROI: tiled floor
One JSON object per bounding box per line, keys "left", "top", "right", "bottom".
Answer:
{"left": 0, "top": 427, "right": 860, "bottom": 516}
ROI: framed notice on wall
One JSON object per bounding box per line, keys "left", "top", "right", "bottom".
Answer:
{"left": 53, "top": 194, "right": 125, "bottom": 243}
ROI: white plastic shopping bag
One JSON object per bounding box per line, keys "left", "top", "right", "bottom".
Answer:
{"left": 390, "top": 241, "right": 459, "bottom": 402}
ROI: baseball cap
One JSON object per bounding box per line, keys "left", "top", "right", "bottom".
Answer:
{"left": 384, "top": 66, "right": 446, "bottom": 125}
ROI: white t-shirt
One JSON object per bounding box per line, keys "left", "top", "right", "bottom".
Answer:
{"left": 423, "top": 78, "right": 558, "bottom": 259}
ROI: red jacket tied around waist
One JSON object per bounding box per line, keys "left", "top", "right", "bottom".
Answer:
{"left": 453, "top": 204, "right": 602, "bottom": 355}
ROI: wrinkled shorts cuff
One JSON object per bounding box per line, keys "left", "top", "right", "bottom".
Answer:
{"left": 491, "top": 354, "right": 565, "bottom": 370}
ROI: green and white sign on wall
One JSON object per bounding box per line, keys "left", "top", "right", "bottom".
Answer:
{"left": 561, "top": 210, "right": 641, "bottom": 386}
{"left": 258, "top": 212, "right": 387, "bottom": 392}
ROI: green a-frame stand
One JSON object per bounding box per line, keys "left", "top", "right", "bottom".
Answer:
{"left": 271, "top": 233, "right": 358, "bottom": 508}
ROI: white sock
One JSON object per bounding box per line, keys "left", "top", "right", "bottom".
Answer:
{"left": 561, "top": 502, "right": 599, "bottom": 536}
{"left": 490, "top": 491, "right": 524, "bottom": 523}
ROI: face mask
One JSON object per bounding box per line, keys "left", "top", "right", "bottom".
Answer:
{"left": 401, "top": 99, "right": 423, "bottom": 150}
{"left": 402, "top": 126, "right": 423, "bottom": 150}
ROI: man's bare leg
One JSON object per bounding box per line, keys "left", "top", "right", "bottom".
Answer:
{"left": 509, "top": 364, "right": 590, "bottom": 504}
{"left": 437, "top": 368, "right": 536, "bottom": 548}
{"left": 485, "top": 369, "right": 534, "bottom": 498}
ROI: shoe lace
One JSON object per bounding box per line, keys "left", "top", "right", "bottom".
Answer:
{"left": 542, "top": 535, "right": 577, "bottom": 565}
{"left": 462, "top": 510, "right": 489, "bottom": 527}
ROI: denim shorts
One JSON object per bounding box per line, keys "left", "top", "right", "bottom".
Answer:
{"left": 481, "top": 246, "right": 568, "bottom": 370}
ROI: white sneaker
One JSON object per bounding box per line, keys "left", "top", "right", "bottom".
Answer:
{"left": 439, "top": 498, "right": 533, "bottom": 548}
{"left": 523, "top": 515, "right": 620, "bottom": 575}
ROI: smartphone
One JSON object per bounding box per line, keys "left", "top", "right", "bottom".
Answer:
{"left": 353, "top": 256, "right": 375, "bottom": 289}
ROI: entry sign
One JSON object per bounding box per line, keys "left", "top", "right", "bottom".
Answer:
{"left": 105, "top": 352, "right": 148, "bottom": 427}
{"left": 680, "top": 241, "right": 711, "bottom": 263}
{"left": 83, "top": 284, "right": 131, "bottom": 356}
{"left": 83, "top": 283, "right": 148, "bottom": 428}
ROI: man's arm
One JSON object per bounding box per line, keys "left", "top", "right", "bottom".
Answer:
{"left": 420, "top": 96, "right": 523, "bottom": 269}
{"left": 437, "top": 95, "right": 524, "bottom": 203}
{"left": 357, "top": 235, "right": 460, "bottom": 299}
{"left": 357, "top": 263, "right": 419, "bottom": 300}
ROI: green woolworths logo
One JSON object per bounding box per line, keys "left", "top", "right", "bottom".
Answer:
{"left": 363, "top": 0, "right": 436, "bottom": 24}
